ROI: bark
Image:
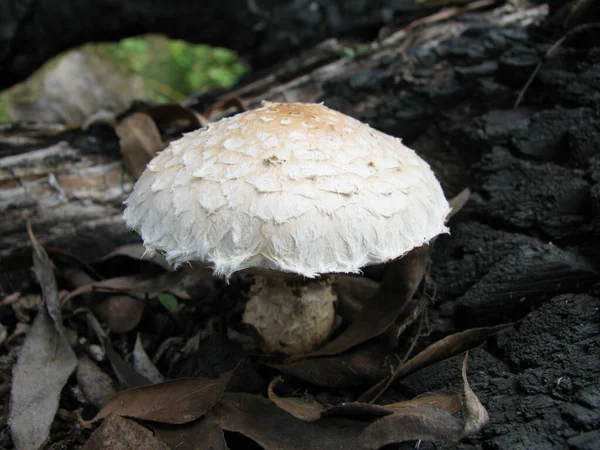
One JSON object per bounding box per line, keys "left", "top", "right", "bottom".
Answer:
{"left": 0, "top": 134, "right": 136, "bottom": 265}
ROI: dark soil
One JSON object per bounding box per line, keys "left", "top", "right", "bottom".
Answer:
{"left": 323, "top": 13, "right": 600, "bottom": 450}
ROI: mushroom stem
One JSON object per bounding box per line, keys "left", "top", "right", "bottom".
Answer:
{"left": 242, "top": 275, "right": 337, "bottom": 355}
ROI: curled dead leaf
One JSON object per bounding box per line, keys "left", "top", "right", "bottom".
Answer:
{"left": 93, "top": 371, "right": 233, "bottom": 424}
{"left": 83, "top": 310, "right": 151, "bottom": 388}
{"left": 91, "top": 243, "right": 170, "bottom": 271}
{"left": 155, "top": 416, "right": 229, "bottom": 450}
{"left": 62, "top": 270, "right": 190, "bottom": 305}
{"left": 359, "top": 404, "right": 464, "bottom": 449}
{"left": 212, "top": 392, "right": 364, "bottom": 450}
{"left": 292, "top": 246, "right": 430, "bottom": 361}
{"left": 9, "top": 225, "right": 78, "bottom": 450}
{"left": 133, "top": 333, "right": 164, "bottom": 384}
{"left": 268, "top": 377, "right": 461, "bottom": 424}
{"left": 462, "top": 353, "right": 489, "bottom": 435}
{"left": 267, "top": 377, "right": 324, "bottom": 421}
{"left": 385, "top": 391, "right": 461, "bottom": 415}
{"left": 360, "top": 324, "right": 508, "bottom": 402}
{"left": 334, "top": 275, "right": 379, "bottom": 321}
{"left": 213, "top": 385, "right": 482, "bottom": 450}
{"left": 204, "top": 97, "right": 247, "bottom": 121}
{"left": 116, "top": 112, "right": 167, "bottom": 179}
{"left": 93, "top": 295, "right": 145, "bottom": 333}
{"left": 84, "top": 415, "right": 169, "bottom": 450}
{"left": 448, "top": 188, "right": 471, "bottom": 220}
{"left": 76, "top": 356, "right": 117, "bottom": 408}
{"left": 143, "top": 103, "right": 208, "bottom": 135}
{"left": 393, "top": 324, "right": 509, "bottom": 381}
{"left": 271, "top": 342, "right": 391, "bottom": 387}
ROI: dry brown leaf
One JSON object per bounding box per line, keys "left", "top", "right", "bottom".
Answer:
{"left": 359, "top": 404, "right": 464, "bottom": 448}
{"left": 62, "top": 261, "right": 154, "bottom": 334}
{"left": 84, "top": 414, "right": 169, "bottom": 450}
{"left": 267, "top": 377, "right": 324, "bottom": 421}
{"left": 271, "top": 342, "right": 391, "bottom": 387}
{"left": 133, "top": 333, "right": 164, "bottom": 384}
{"left": 385, "top": 391, "right": 461, "bottom": 414}
{"left": 360, "top": 324, "right": 508, "bottom": 402}
{"left": 91, "top": 243, "right": 170, "bottom": 271}
{"left": 45, "top": 246, "right": 103, "bottom": 279}
{"left": 322, "top": 402, "right": 394, "bottom": 420}
{"left": 93, "top": 295, "right": 145, "bottom": 333}
{"left": 64, "top": 274, "right": 149, "bottom": 302}
{"left": 105, "top": 341, "right": 152, "bottom": 388}
{"left": 334, "top": 275, "right": 380, "bottom": 321}
{"left": 270, "top": 391, "right": 396, "bottom": 422}
{"left": 63, "top": 270, "right": 190, "bottom": 304}
{"left": 155, "top": 416, "right": 229, "bottom": 450}
{"left": 212, "top": 393, "right": 364, "bottom": 450}
{"left": 143, "top": 103, "right": 208, "bottom": 135}
{"left": 62, "top": 267, "right": 96, "bottom": 288}
{"left": 9, "top": 225, "right": 78, "bottom": 450}
{"left": 10, "top": 308, "right": 78, "bottom": 449}
{"left": 396, "top": 324, "right": 508, "bottom": 380}
{"left": 292, "top": 246, "right": 430, "bottom": 361}
{"left": 116, "top": 112, "right": 167, "bottom": 179}
{"left": 387, "top": 297, "right": 427, "bottom": 347}
{"left": 204, "top": 97, "right": 247, "bottom": 121}
{"left": 268, "top": 377, "right": 461, "bottom": 426}
{"left": 93, "top": 371, "right": 233, "bottom": 424}
{"left": 84, "top": 310, "right": 152, "bottom": 388}
{"left": 461, "top": 353, "right": 489, "bottom": 435}
{"left": 213, "top": 391, "right": 472, "bottom": 449}
{"left": 448, "top": 188, "right": 471, "bottom": 220}
{"left": 359, "top": 358, "right": 487, "bottom": 447}
{"left": 76, "top": 356, "right": 117, "bottom": 408}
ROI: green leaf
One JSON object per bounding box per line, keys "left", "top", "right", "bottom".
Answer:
{"left": 342, "top": 48, "right": 356, "bottom": 58}
{"left": 355, "top": 45, "right": 370, "bottom": 57}
{"left": 158, "top": 293, "right": 183, "bottom": 314}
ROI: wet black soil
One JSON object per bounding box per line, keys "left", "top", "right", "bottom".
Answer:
{"left": 324, "top": 14, "right": 600, "bottom": 450}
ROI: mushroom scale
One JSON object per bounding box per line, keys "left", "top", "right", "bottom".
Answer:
{"left": 123, "top": 102, "right": 450, "bottom": 279}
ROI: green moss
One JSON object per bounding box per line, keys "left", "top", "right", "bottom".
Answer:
{"left": 0, "top": 34, "right": 247, "bottom": 123}
{"left": 95, "top": 34, "right": 247, "bottom": 103}
{"left": 0, "top": 96, "right": 11, "bottom": 123}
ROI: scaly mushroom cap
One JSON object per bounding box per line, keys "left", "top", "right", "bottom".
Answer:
{"left": 123, "top": 102, "right": 450, "bottom": 278}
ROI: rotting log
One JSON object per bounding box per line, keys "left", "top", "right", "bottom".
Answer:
{"left": 0, "top": 138, "right": 136, "bottom": 263}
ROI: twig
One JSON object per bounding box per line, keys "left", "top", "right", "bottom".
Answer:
{"left": 366, "top": 312, "right": 426, "bottom": 404}
{"left": 514, "top": 35, "right": 567, "bottom": 108}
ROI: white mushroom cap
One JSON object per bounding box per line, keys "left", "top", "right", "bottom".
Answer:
{"left": 123, "top": 102, "right": 450, "bottom": 278}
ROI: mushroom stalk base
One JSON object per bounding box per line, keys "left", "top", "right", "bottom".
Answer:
{"left": 242, "top": 275, "right": 337, "bottom": 355}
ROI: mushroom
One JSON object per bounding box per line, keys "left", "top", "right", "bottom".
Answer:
{"left": 123, "top": 102, "right": 450, "bottom": 355}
